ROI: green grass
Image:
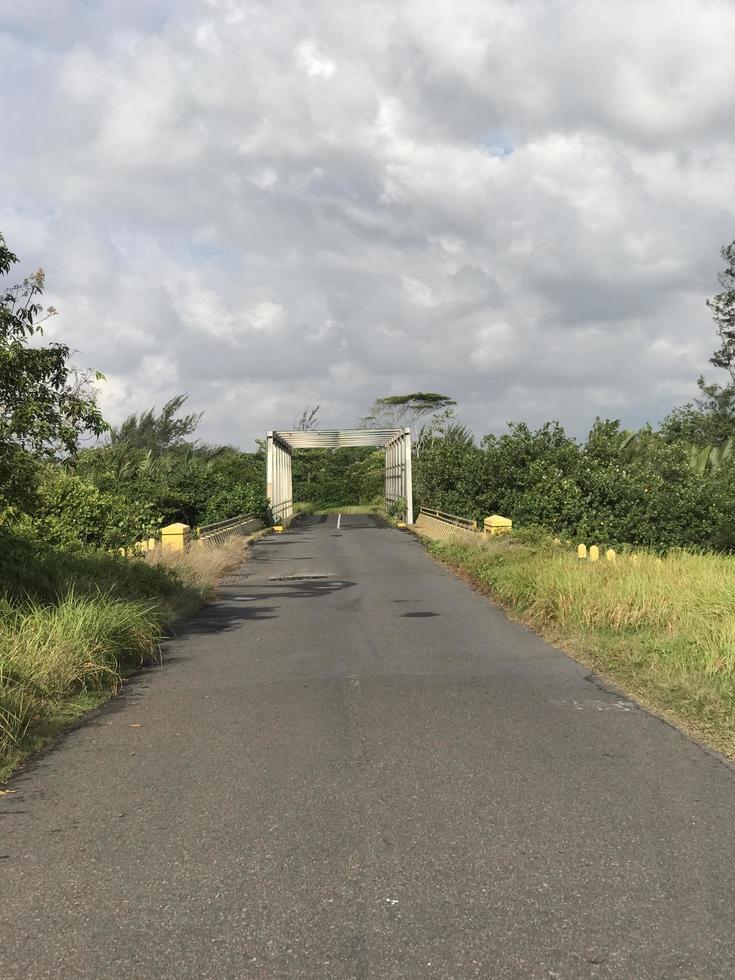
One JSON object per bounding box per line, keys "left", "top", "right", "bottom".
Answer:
{"left": 294, "top": 500, "right": 386, "bottom": 517}
{"left": 425, "top": 534, "right": 735, "bottom": 758}
{"left": 0, "top": 532, "right": 247, "bottom": 781}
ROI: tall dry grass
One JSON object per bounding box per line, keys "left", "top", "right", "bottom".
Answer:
{"left": 427, "top": 536, "right": 735, "bottom": 755}
{"left": 145, "top": 538, "right": 247, "bottom": 606}
{"left": 0, "top": 592, "right": 162, "bottom": 698}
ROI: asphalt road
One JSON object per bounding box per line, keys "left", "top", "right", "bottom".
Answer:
{"left": 2, "top": 514, "right": 734, "bottom": 979}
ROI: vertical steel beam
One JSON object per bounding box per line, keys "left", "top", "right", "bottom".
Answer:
{"left": 285, "top": 449, "right": 293, "bottom": 519}
{"left": 266, "top": 432, "right": 274, "bottom": 521}
{"left": 404, "top": 427, "right": 413, "bottom": 524}
{"left": 383, "top": 446, "right": 390, "bottom": 504}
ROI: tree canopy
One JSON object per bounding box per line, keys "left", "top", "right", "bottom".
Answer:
{"left": 708, "top": 241, "right": 735, "bottom": 382}
{"left": 0, "top": 233, "right": 106, "bottom": 509}
{"left": 361, "top": 392, "right": 455, "bottom": 428}
{"left": 109, "top": 394, "right": 202, "bottom": 456}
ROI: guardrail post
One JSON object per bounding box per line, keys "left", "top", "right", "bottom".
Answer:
{"left": 161, "top": 522, "right": 191, "bottom": 551}
{"left": 483, "top": 515, "right": 513, "bottom": 536}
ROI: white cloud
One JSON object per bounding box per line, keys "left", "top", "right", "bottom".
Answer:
{"left": 1, "top": 0, "right": 734, "bottom": 449}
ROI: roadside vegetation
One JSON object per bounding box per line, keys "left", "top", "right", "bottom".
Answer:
{"left": 412, "top": 240, "right": 735, "bottom": 756}
{"left": 0, "top": 231, "right": 262, "bottom": 779}
{"left": 426, "top": 532, "right": 735, "bottom": 757}
{"left": 0, "top": 534, "right": 246, "bottom": 780}
{"left": 293, "top": 501, "right": 385, "bottom": 517}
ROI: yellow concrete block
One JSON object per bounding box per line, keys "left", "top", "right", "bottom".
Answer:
{"left": 606, "top": 548, "right": 616, "bottom": 562}
{"left": 272, "top": 525, "right": 284, "bottom": 533}
{"left": 161, "top": 522, "right": 191, "bottom": 551}
{"left": 577, "top": 544, "right": 587, "bottom": 560}
{"left": 589, "top": 545, "right": 599, "bottom": 562}
{"left": 483, "top": 515, "right": 513, "bottom": 536}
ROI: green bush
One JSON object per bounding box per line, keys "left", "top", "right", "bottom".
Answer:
{"left": 415, "top": 419, "right": 735, "bottom": 551}
{"left": 27, "top": 467, "right": 159, "bottom": 551}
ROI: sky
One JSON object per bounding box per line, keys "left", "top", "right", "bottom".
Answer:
{"left": 1, "top": 0, "right": 734, "bottom": 450}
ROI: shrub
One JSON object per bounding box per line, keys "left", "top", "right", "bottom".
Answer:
{"left": 415, "top": 419, "right": 735, "bottom": 551}
{"left": 29, "top": 468, "right": 159, "bottom": 550}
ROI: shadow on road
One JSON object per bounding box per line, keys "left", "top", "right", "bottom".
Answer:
{"left": 172, "top": 578, "right": 358, "bottom": 637}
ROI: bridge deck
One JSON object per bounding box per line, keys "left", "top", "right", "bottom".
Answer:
{"left": 2, "top": 514, "right": 734, "bottom": 978}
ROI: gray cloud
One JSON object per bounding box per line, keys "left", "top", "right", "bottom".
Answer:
{"left": 1, "top": 0, "right": 734, "bottom": 449}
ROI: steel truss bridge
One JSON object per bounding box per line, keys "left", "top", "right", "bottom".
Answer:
{"left": 266, "top": 428, "right": 413, "bottom": 525}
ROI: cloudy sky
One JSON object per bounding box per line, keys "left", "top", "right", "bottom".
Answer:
{"left": 1, "top": 0, "right": 734, "bottom": 449}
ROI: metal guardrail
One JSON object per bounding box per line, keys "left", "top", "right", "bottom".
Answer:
{"left": 270, "top": 499, "right": 293, "bottom": 524}
{"left": 418, "top": 507, "right": 478, "bottom": 531}
{"left": 414, "top": 507, "right": 481, "bottom": 544}
{"left": 197, "top": 514, "right": 263, "bottom": 544}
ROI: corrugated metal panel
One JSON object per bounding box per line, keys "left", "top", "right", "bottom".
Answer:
{"left": 273, "top": 428, "right": 403, "bottom": 449}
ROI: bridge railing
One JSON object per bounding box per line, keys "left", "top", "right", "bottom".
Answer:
{"left": 197, "top": 514, "right": 264, "bottom": 545}
{"left": 415, "top": 507, "right": 479, "bottom": 542}
{"left": 270, "top": 499, "right": 293, "bottom": 525}
{"left": 418, "top": 507, "right": 478, "bottom": 531}
{"left": 415, "top": 507, "right": 512, "bottom": 543}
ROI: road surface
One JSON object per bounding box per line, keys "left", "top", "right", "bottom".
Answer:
{"left": 2, "top": 514, "right": 734, "bottom": 978}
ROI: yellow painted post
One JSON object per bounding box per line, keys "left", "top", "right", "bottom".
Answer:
{"left": 606, "top": 548, "right": 616, "bottom": 562}
{"left": 589, "top": 545, "right": 599, "bottom": 562}
{"left": 161, "top": 522, "right": 191, "bottom": 551}
{"left": 577, "top": 544, "right": 587, "bottom": 560}
{"left": 483, "top": 515, "right": 513, "bottom": 536}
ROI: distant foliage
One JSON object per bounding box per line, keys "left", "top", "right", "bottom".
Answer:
{"left": 27, "top": 468, "right": 159, "bottom": 551}
{"left": 708, "top": 241, "right": 735, "bottom": 382}
{"left": 292, "top": 446, "right": 381, "bottom": 508}
{"left": 415, "top": 419, "right": 735, "bottom": 550}
{"left": 109, "top": 395, "right": 202, "bottom": 456}
{"left": 75, "top": 428, "right": 268, "bottom": 531}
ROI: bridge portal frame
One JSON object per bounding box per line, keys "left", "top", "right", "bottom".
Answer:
{"left": 266, "top": 428, "right": 413, "bottom": 525}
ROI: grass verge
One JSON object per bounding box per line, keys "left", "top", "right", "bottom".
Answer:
{"left": 294, "top": 500, "right": 386, "bottom": 517}
{"left": 0, "top": 537, "right": 247, "bottom": 781}
{"left": 423, "top": 533, "right": 735, "bottom": 759}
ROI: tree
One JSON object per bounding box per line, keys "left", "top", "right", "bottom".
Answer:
{"left": 294, "top": 405, "right": 320, "bottom": 430}
{"left": 0, "top": 233, "right": 106, "bottom": 508}
{"left": 708, "top": 241, "right": 735, "bottom": 381}
{"left": 361, "top": 392, "right": 456, "bottom": 429}
{"left": 361, "top": 392, "right": 457, "bottom": 454}
{"left": 419, "top": 420, "right": 475, "bottom": 450}
{"left": 661, "top": 377, "right": 735, "bottom": 446}
{"left": 109, "top": 394, "right": 201, "bottom": 456}
{"left": 658, "top": 243, "right": 735, "bottom": 451}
